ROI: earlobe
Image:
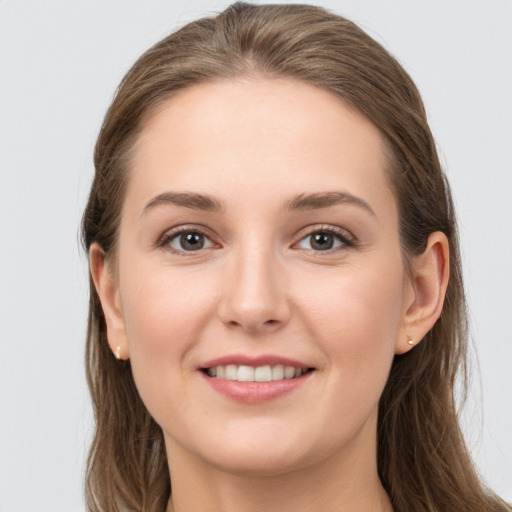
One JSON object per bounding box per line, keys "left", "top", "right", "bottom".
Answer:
{"left": 89, "top": 243, "right": 129, "bottom": 360}
{"left": 396, "top": 232, "right": 450, "bottom": 355}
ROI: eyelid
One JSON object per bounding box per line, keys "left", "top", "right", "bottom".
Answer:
{"left": 155, "top": 223, "right": 357, "bottom": 255}
{"left": 156, "top": 224, "right": 218, "bottom": 254}
{"left": 293, "top": 224, "right": 357, "bottom": 251}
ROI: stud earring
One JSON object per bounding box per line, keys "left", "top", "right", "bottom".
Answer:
{"left": 115, "top": 346, "right": 121, "bottom": 359}
{"left": 407, "top": 338, "right": 414, "bottom": 346}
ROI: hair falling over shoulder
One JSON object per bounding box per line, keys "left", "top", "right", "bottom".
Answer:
{"left": 81, "top": 3, "right": 511, "bottom": 511}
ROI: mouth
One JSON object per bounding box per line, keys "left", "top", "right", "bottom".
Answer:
{"left": 199, "top": 355, "right": 316, "bottom": 402}
{"left": 201, "top": 364, "right": 315, "bottom": 382}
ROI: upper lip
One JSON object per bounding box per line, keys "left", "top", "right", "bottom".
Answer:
{"left": 200, "top": 354, "right": 312, "bottom": 369}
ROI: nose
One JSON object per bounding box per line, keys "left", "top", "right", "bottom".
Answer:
{"left": 217, "top": 242, "right": 291, "bottom": 334}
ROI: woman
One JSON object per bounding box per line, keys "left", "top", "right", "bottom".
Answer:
{"left": 81, "top": 2, "right": 511, "bottom": 511}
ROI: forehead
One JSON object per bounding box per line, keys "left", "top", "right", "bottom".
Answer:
{"left": 126, "top": 78, "right": 396, "bottom": 220}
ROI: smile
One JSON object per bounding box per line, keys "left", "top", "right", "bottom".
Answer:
{"left": 199, "top": 355, "right": 316, "bottom": 402}
{"left": 204, "top": 364, "right": 311, "bottom": 382}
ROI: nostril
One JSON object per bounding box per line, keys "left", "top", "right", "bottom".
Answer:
{"left": 226, "top": 318, "right": 282, "bottom": 332}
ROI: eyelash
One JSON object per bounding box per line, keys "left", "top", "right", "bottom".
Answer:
{"left": 156, "top": 226, "right": 215, "bottom": 256}
{"left": 295, "top": 225, "right": 356, "bottom": 253}
{"left": 156, "top": 224, "right": 357, "bottom": 255}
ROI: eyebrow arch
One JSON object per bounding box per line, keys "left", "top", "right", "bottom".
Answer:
{"left": 284, "top": 191, "right": 376, "bottom": 217}
{"left": 141, "top": 192, "right": 224, "bottom": 217}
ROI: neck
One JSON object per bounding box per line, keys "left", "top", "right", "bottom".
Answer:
{"left": 165, "top": 413, "right": 393, "bottom": 512}
{"left": 167, "top": 468, "right": 392, "bottom": 512}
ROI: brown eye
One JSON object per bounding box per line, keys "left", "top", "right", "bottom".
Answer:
{"left": 296, "top": 229, "right": 352, "bottom": 252}
{"left": 310, "top": 232, "right": 334, "bottom": 250}
{"left": 168, "top": 231, "right": 213, "bottom": 252}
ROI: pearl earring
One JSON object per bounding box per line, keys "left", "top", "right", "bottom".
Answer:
{"left": 115, "top": 346, "right": 121, "bottom": 359}
{"left": 407, "top": 338, "right": 414, "bottom": 345}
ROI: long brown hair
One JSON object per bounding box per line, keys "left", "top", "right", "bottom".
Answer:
{"left": 81, "top": 3, "right": 510, "bottom": 511}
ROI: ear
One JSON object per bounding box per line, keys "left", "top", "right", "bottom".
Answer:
{"left": 89, "top": 242, "right": 129, "bottom": 360}
{"left": 396, "top": 231, "right": 450, "bottom": 355}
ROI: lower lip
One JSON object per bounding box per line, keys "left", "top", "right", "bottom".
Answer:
{"left": 200, "top": 371, "right": 314, "bottom": 404}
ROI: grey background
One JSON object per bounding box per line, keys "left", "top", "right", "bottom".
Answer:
{"left": 1, "top": 1, "right": 511, "bottom": 510}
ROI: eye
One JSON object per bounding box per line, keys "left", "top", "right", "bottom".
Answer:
{"left": 164, "top": 229, "right": 215, "bottom": 253}
{"left": 296, "top": 229, "right": 353, "bottom": 252}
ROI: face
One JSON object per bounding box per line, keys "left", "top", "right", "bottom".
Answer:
{"left": 102, "top": 78, "right": 415, "bottom": 476}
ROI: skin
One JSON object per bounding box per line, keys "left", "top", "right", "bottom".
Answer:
{"left": 91, "top": 78, "right": 449, "bottom": 512}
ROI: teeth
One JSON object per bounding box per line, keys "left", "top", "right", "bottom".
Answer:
{"left": 225, "top": 364, "right": 237, "bottom": 380}
{"left": 254, "top": 365, "right": 272, "bottom": 382}
{"left": 237, "top": 365, "right": 254, "bottom": 382}
{"left": 284, "top": 366, "right": 295, "bottom": 379}
{"left": 272, "top": 364, "right": 284, "bottom": 380}
{"left": 206, "top": 364, "right": 309, "bottom": 382}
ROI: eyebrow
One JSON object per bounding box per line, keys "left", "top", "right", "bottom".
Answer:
{"left": 142, "top": 192, "right": 224, "bottom": 217}
{"left": 284, "top": 191, "right": 376, "bottom": 217}
{"left": 141, "top": 190, "right": 375, "bottom": 217}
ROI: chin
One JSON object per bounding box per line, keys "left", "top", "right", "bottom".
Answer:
{"left": 206, "top": 444, "right": 314, "bottom": 477}
{"left": 188, "top": 422, "right": 335, "bottom": 478}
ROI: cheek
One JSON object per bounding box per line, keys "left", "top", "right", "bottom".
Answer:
{"left": 293, "top": 264, "right": 404, "bottom": 450}
{"left": 117, "top": 260, "right": 219, "bottom": 414}
{"left": 297, "top": 259, "right": 404, "bottom": 385}
{"left": 120, "top": 261, "right": 215, "bottom": 355}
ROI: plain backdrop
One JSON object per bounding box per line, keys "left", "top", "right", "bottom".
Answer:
{"left": 0, "top": 1, "right": 511, "bottom": 510}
